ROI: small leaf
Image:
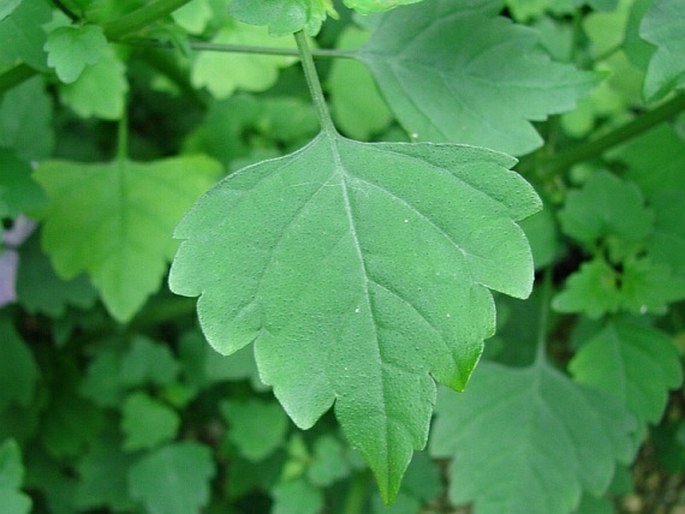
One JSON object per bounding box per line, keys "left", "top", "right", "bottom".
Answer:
{"left": 121, "top": 392, "right": 180, "bottom": 451}
{"left": 33, "top": 155, "right": 221, "bottom": 321}
{"left": 191, "top": 22, "right": 297, "bottom": 99}
{"left": 344, "top": 0, "right": 425, "bottom": 14}
{"left": 170, "top": 132, "right": 540, "bottom": 501}
{"left": 59, "top": 46, "right": 128, "bottom": 120}
{"left": 172, "top": 0, "right": 213, "bottom": 34}
{"left": 0, "top": 0, "right": 22, "bottom": 22}
{"left": 220, "top": 398, "right": 289, "bottom": 461}
{"left": 128, "top": 442, "right": 215, "bottom": 514}
{"left": 558, "top": 171, "right": 653, "bottom": 257}
{"left": 45, "top": 25, "right": 108, "bottom": 83}
{"left": 271, "top": 478, "right": 324, "bottom": 514}
{"left": 570, "top": 321, "right": 683, "bottom": 441}
{"left": 0, "top": 317, "right": 39, "bottom": 412}
{"left": 640, "top": 0, "right": 685, "bottom": 101}
{"left": 553, "top": 258, "right": 622, "bottom": 319}
{"left": 0, "top": 0, "right": 50, "bottom": 70}
{"left": 0, "top": 150, "right": 45, "bottom": 218}
{"left": 306, "top": 435, "right": 353, "bottom": 486}
{"left": 357, "top": 0, "right": 598, "bottom": 155}
{"left": 228, "top": 0, "right": 336, "bottom": 36}
{"left": 430, "top": 359, "right": 634, "bottom": 514}
{"left": 120, "top": 337, "right": 180, "bottom": 387}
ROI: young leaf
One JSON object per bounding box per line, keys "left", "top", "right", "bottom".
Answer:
{"left": 45, "top": 25, "right": 108, "bottom": 84}
{"left": 0, "top": 440, "right": 31, "bottom": 514}
{"left": 120, "top": 336, "right": 180, "bottom": 387}
{"left": 640, "top": 0, "right": 685, "bottom": 101}
{"left": 0, "top": 150, "right": 45, "bottom": 218}
{"left": 128, "top": 442, "right": 216, "bottom": 514}
{"left": 228, "top": 0, "right": 336, "bottom": 36}
{"left": 356, "top": 0, "right": 598, "bottom": 155}
{"left": 430, "top": 360, "right": 634, "bottom": 514}
{"left": 170, "top": 132, "right": 541, "bottom": 501}
{"left": 570, "top": 321, "right": 683, "bottom": 442}
{"left": 33, "top": 155, "right": 221, "bottom": 321}
{"left": 344, "top": 0, "right": 425, "bottom": 14}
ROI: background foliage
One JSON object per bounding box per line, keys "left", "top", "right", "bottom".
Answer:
{"left": 1, "top": 0, "right": 685, "bottom": 512}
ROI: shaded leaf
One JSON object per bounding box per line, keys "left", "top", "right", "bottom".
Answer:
{"left": 33, "top": 155, "right": 220, "bottom": 321}
{"left": 228, "top": 0, "right": 336, "bottom": 36}
{"left": 0, "top": 150, "right": 45, "bottom": 218}
{"left": 120, "top": 336, "right": 180, "bottom": 387}
{"left": 271, "top": 478, "right": 324, "bottom": 514}
{"left": 430, "top": 359, "right": 634, "bottom": 514}
{"left": 128, "top": 442, "right": 215, "bottom": 514}
{"left": 121, "top": 392, "right": 180, "bottom": 451}
{"left": 0, "top": 439, "right": 31, "bottom": 514}
{"left": 0, "top": 317, "right": 39, "bottom": 412}
{"left": 170, "top": 131, "right": 540, "bottom": 501}
{"left": 357, "top": 0, "right": 598, "bottom": 155}
{"left": 0, "top": 0, "right": 50, "bottom": 70}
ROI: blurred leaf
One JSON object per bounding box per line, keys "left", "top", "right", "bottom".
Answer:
{"left": 520, "top": 205, "right": 558, "bottom": 270}
{"left": 553, "top": 258, "right": 622, "bottom": 318}
{"left": 0, "top": 440, "right": 31, "bottom": 514}
{"left": 344, "top": 0, "right": 425, "bottom": 14}
{"left": 271, "top": 477, "right": 324, "bottom": 514}
{"left": 228, "top": 0, "right": 335, "bottom": 36}
{"left": 0, "top": 0, "right": 22, "bottom": 22}
{"left": 128, "top": 442, "right": 216, "bottom": 514}
{"left": 328, "top": 26, "right": 393, "bottom": 140}
{"left": 570, "top": 321, "right": 683, "bottom": 443}
{"left": 0, "top": 0, "right": 50, "bottom": 70}
{"left": 357, "top": 0, "right": 598, "bottom": 155}
{"left": 191, "top": 22, "right": 297, "bottom": 99}
{"left": 172, "top": 0, "right": 213, "bottom": 34}
{"left": 121, "top": 336, "right": 180, "bottom": 387}
{"left": 0, "top": 317, "right": 39, "bottom": 412}
{"left": 121, "top": 392, "right": 180, "bottom": 451}
{"left": 430, "top": 359, "right": 634, "bottom": 514}
{"left": 221, "top": 398, "right": 289, "bottom": 461}
{"left": 45, "top": 25, "right": 108, "bottom": 83}
{"left": 0, "top": 150, "right": 45, "bottom": 218}
{"left": 640, "top": 0, "right": 685, "bottom": 101}
{"left": 33, "top": 155, "right": 221, "bottom": 321}
{"left": 307, "top": 435, "right": 353, "bottom": 486}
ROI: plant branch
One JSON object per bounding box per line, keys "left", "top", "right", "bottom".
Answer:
{"left": 123, "top": 37, "right": 356, "bottom": 59}
{"left": 295, "top": 31, "right": 337, "bottom": 136}
{"left": 518, "top": 91, "right": 685, "bottom": 175}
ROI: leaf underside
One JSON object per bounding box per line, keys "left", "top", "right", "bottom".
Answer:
{"left": 170, "top": 131, "right": 540, "bottom": 502}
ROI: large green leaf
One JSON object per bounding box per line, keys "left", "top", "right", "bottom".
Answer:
{"left": 170, "top": 131, "right": 540, "bottom": 501}
{"left": 640, "top": 0, "right": 685, "bottom": 101}
{"left": 33, "top": 155, "right": 221, "bottom": 321}
{"left": 570, "top": 321, "right": 683, "bottom": 440}
{"left": 430, "top": 359, "right": 634, "bottom": 514}
{"left": 356, "top": 0, "right": 598, "bottom": 155}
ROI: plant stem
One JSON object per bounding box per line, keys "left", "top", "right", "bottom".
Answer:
{"left": 535, "top": 270, "right": 553, "bottom": 364}
{"left": 294, "top": 31, "right": 338, "bottom": 136}
{"left": 124, "top": 37, "right": 356, "bottom": 59}
{"left": 342, "top": 472, "right": 368, "bottom": 514}
{"left": 518, "top": 91, "right": 685, "bottom": 175}
{"left": 117, "top": 105, "right": 128, "bottom": 160}
{"left": 102, "top": 0, "right": 191, "bottom": 40}
{"left": 0, "top": 64, "right": 35, "bottom": 93}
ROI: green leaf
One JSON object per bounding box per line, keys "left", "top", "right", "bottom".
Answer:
{"left": 558, "top": 171, "right": 653, "bottom": 259}
{"left": 271, "top": 478, "right": 324, "bottom": 514}
{"left": 220, "top": 398, "right": 289, "bottom": 461}
{"left": 0, "top": 150, "right": 45, "bottom": 218}
{"left": 170, "top": 132, "right": 540, "bottom": 501}
{"left": 328, "top": 26, "right": 393, "bottom": 140}
{"left": 0, "top": 0, "right": 50, "bottom": 70}
{"left": 128, "top": 442, "right": 216, "bottom": 514}
{"left": 172, "top": 0, "right": 213, "bottom": 34}
{"left": 357, "top": 0, "right": 598, "bottom": 155}
{"left": 430, "top": 359, "right": 634, "bottom": 514}
{"left": 306, "top": 435, "right": 353, "bottom": 486}
{"left": 570, "top": 321, "right": 683, "bottom": 442}
{"left": 0, "top": 0, "right": 22, "bottom": 22}
{"left": 0, "top": 77, "right": 54, "bottom": 160}
{"left": 79, "top": 348, "right": 126, "bottom": 408}
{"left": 0, "top": 317, "right": 39, "bottom": 412}
{"left": 17, "top": 232, "right": 98, "bottom": 317}
{"left": 227, "top": 0, "right": 336, "bottom": 36}
{"left": 646, "top": 191, "right": 685, "bottom": 278}
{"left": 59, "top": 46, "right": 128, "bottom": 120}
{"left": 74, "top": 429, "right": 136, "bottom": 512}
{"left": 553, "top": 258, "right": 622, "bottom": 319}
{"left": 344, "top": 0, "right": 425, "bottom": 14}
{"left": 45, "top": 25, "right": 109, "bottom": 84}
{"left": 640, "top": 0, "right": 685, "bottom": 101}
{"left": 0, "top": 440, "right": 31, "bottom": 514}
{"left": 191, "top": 22, "right": 297, "bottom": 99}
{"left": 519, "top": 205, "right": 558, "bottom": 270}
{"left": 120, "top": 336, "right": 180, "bottom": 387}
{"left": 121, "top": 392, "right": 180, "bottom": 451}
{"left": 33, "top": 155, "right": 221, "bottom": 321}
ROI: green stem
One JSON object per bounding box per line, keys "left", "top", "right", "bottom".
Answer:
{"left": 117, "top": 105, "right": 128, "bottom": 160}
{"left": 0, "top": 64, "right": 36, "bottom": 93}
{"left": 294, "top": 31, "right": 337, "bottom": 135}
{"left": 341, "top": 472, "right": 368, "bottom": 514}
{"left": 535, "top": 270, "right": 553, "bottom": 365}
{"left": 102, "top": 0, "right": 192, "bottom": 40}
{"left": 123, "top": 37, "right": 355, "bottom": 59}
{"left": 518, "top": 92, "right": 685, "bottom": 175}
